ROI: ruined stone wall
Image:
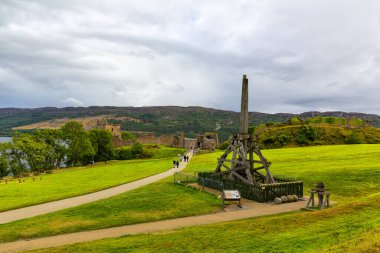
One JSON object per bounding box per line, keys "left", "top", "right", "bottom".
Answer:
{"left": 98, "top": 124, "right": 125, "bottom": 147}
{"left": 184, "top": 138, "right": 197, "bottom": 150}
{"left": 131, "top": 132, "right": 182, "bottom": 147}
{"left": 102, "top": 124, "right": 122, "bottom": 138}
{"left": 99, "top": 125, "right": 217, "bottom": 150}
{"left": 193, "top": 133, "right": 219, "bottom": 150}
{"left": 202, "top": 139, "right": 218, "bottom": 150}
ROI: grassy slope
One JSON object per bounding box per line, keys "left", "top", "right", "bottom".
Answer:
{"left": 146, "top": 145, "right": 186, "bottom": 159}
{"left": 29, "top": 144, "right": 380, "bottom": 253}
{"left": 0, "top": 158, "right": 174, "bottom": 211}
{"left": 187, "top": 144, "right": 380, "bottom": 201}
{"left": 258, "top": 125, "right": 380, "bottom": 148}
{"left": 0, "top": 177, "right": 221, "bottom": 243}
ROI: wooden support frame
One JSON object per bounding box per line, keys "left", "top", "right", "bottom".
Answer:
{"left": 214, "top": 134, "right": 276, "bottom": 185}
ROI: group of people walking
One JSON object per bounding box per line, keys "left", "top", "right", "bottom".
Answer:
{"left": 172, "top": 154, "right": 190, "bottom": 168}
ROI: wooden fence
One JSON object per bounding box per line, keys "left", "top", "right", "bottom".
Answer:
{"left": 198, "top": 172, "right": 303, "bottom": 203}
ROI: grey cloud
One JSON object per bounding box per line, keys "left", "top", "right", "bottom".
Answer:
{"left": 0, "top": 0, "right": 379, "bottom": 114}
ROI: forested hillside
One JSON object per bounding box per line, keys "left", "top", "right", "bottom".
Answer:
{"left": 0, "top": 106, "right": 379, "bottom": 142}
{"left": 256, "top": 116, "right": 380, "bottom": 148}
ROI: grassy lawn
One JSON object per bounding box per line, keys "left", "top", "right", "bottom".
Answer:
{"left": 147, "top": 145, "right": 186, "bottom": 159}
{"left": 0, "top": 177, "right": 221, "bottom": 243}
{"left": 30, "top": 194, "right": 380, "bottom": 253}
{"left": 0, "top": 158, "right": 176, "bottom": 211}
{"left": 186, "top": 144, "right": 380, "bottom": 201}
{"left": 27, "top": 144, "right": 380, "bottom": 253}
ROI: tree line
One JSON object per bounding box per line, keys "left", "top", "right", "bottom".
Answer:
{"left": 0, "top": 121, "right": 149, "bottom": 178}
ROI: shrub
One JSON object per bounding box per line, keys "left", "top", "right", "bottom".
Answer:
{"left": 290, "top": 116, "right": 301, "bottom": 125}
{"left": 131, "top": 142, "right": 144, "bottom": 157}
{"left": 277, "top": 133, "right": 290, "bottom": 146}
{"left": 263, "top": 136, "right": 276, "bottom": 145}
{"left": 248, "top": 126, "right": 256, "bottom": 135}
{"left": 142, "top": 148, "right": 154, "bottom": 158}
{"left": 121, "top": 131, "right": 135, "bottom": 141}
{"left": 295, "top": 135, "right": 309, "bottom": 145}
{"left": 345, "top": 133, "right": 362, "bottom": 144}
{"left": 218, "top": 141, "right": 229, "bottom": 150}
{"left": 326, "top": 117, "right": 335, "bottom": 124}
{"left": 116, "top": 147, "right": 133, "bottom": 160}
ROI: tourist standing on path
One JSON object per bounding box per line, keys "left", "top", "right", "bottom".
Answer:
{"left": 176, "top": 160, "right": 179, "bottom": 168}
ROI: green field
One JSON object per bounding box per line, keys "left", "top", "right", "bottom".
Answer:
{"left": 0, "top": 177, "right": 221, "bottom": 243}
{"left": 0, "top": 158, "right": 175, "bottom": 211}
{"left": 147, "top": 145, "right": 186, "bottom": 159}
{"left": 28, "top": 144, "right": 380, "bottom": 252}
{"left": 186, "top": 144, "right": 380, "bottom": 201}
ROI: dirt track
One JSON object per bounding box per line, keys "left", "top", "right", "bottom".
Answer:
{"left": 0, "top": 151, "right": 311, "bottom": 252}
{"left": 0, "top": 200, "right": 306, "bottom": 253}
{"left": 0, "top": 153, "right": 192, "bottom": 224}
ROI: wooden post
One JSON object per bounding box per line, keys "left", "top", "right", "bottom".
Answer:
{"left": 240, "top": 75, "right": 249, "bottom": 149}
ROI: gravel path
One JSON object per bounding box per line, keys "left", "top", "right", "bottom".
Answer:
{"left": 0, "top": 153, "right": 192, "bottom": 225}
{"left": 0, "top": 200, "right": 306, "bottom": 253}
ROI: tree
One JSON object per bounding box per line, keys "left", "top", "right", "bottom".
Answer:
{"left": 0, "top": 143, "right": 10, "bottom": 177}
{"left": 33, "top": 129, "right": 66, "bottom": 169}
{"left": 12, "top": 133, "right": 53, "bottom": 172}
{"left": 115, "top": 147, "right": 133, "bottom": 160}
{"left": 131, "top": 142, "right": 144, "bottom": 158}
{"left": 121, "top": 131, "right": 135, "bottom": 141}
{"left": 89, "top": 129, "right": 114, "bottom": 162}
{"left": 345, "top": 132, "right": 362, "bottom": 144}
{"left": 61, "top": 121, "right": 95, "bottom": 166}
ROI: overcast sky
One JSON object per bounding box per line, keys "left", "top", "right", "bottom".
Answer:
{"left": 0, "top": 0, "right": 379, "bottom": 114}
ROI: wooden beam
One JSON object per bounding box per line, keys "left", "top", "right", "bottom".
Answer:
{"left": 231, "top": 171, "right": 253, "bottom": 185}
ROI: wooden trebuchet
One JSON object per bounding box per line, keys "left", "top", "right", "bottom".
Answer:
{"left": 214, "top": 75, "right": 275, "bottom": 185}
{"left": 214, "top": 134, "right": 275, "bottom": 185}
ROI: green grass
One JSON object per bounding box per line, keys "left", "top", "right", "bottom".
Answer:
{"left": 187, "top": 144, "right": 380, "bottom": 201}
{"left": 0, "top": 158, "right": 176, "bottom": 211}
{"left": 146, "top": 145, "right": 186, "bottom": 159}
{"left": 30, "top": 194, "right": 380, "bottom": 253}
{"left": 0, "top": 177, "right": 221, "bottom": 243}
{"left": 28, "top": 144, "right": 380, "bottom": 253}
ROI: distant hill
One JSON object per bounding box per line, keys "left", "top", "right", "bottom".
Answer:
{"left": 0, "top": 106, "right": 379, "bottom": 141}
{"left": 255, "top": 116, "right": 380, "bottom": 148}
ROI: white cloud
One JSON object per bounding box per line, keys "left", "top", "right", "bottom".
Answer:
{"left": 63, "top": 97, "right": 85, "bottom": 107}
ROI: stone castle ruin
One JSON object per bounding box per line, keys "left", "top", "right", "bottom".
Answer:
{"left": 98, "top": 124, "right": 218, "bottom": 150}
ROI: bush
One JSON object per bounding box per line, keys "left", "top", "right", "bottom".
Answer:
{"left": 0, "top": 157, "right": 9, "bottom": 178}
{"left": 131, "top": 142, "right": 144, "bottom": 157}
{"left": 290, "top": 116, "right": 302, "bottom": 125}
{"left": 326, "top": 117, "right": 335, "bottom": 124}
{"left": 121, "top": 131, "right": 135, "bottom": 141}
{"left": 295, "top": 135, "right": 309, "bottom": 145}
{"left": 263, "top": 136, "right": 276, "bottom": 145}
{"left": 248, "top": 126, "right": 256, "bottom": 135}
{"left": 277, "top": 133, "right": 290, "bottom": 146}
{"left": 218, "top": 141, "right": 229, "bottom": 150}
{"left": 115, "top": 147, "right": 133, "bottom": 160}
{"left": 345, "top": 133, "right": 362, "bottom": 144}
{"left": 142, "top": 148, "right": 153, "bottom": 158}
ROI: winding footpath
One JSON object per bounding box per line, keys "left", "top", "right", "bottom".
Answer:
{"left": 0, "top": 153, "right": 192, "bottom": 225}
{"left": 0, "top": 201, "right": 305, "bottom": 253}
{"left": 0, "top": 151, "right": 307, "bottom": 253}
